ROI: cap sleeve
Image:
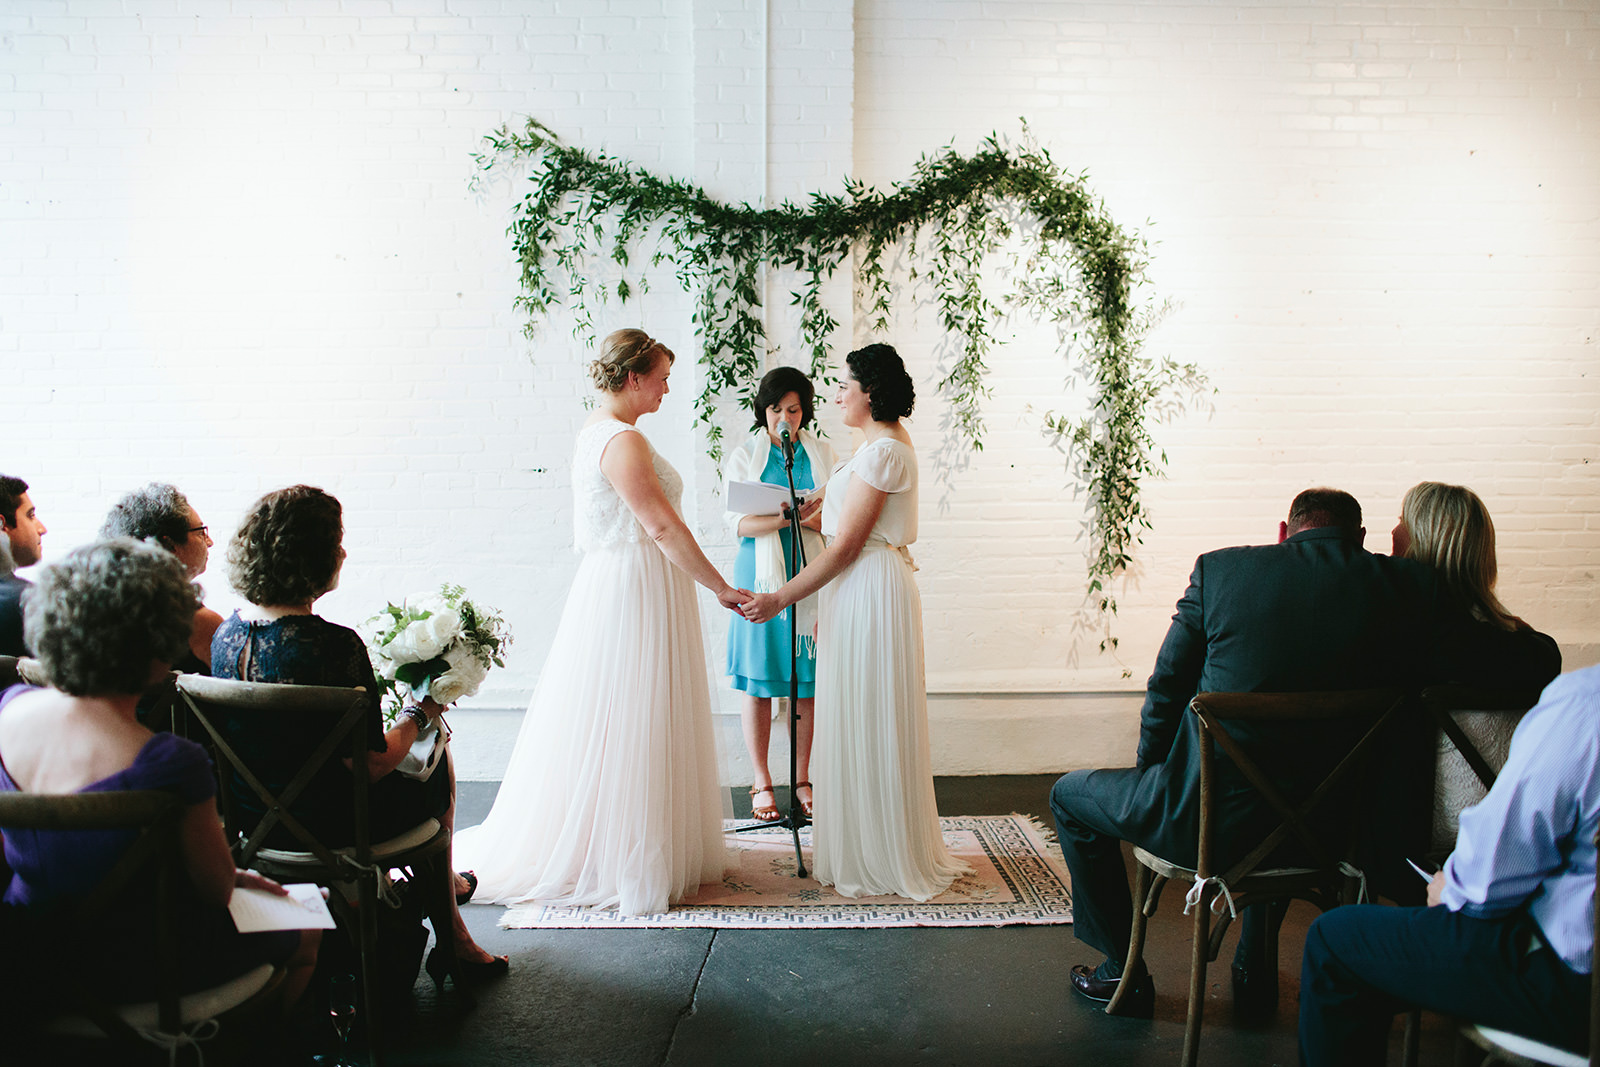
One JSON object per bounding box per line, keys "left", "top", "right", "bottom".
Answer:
{"left": 130, "top": 734, "right": 218, "bottom": 805}
{"left": 853, "top": 440, "right": 913, "bottom": 494}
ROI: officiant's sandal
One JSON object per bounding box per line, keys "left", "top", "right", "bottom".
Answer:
{"left": 750, "top": 785, "right": 781, "bottom": 823}
{"left": 794, "top": 781, "right": 814, "bottom": 818}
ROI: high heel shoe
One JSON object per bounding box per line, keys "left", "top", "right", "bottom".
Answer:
{"left": 426, "top": 945, "right": 510, "bottom": 990}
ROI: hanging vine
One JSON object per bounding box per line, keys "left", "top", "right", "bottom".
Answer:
{"left": 474, "top": 117, "right": 1205, "bottom": 633}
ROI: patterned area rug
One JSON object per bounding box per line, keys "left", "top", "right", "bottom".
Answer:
{"left": 500, "top": 814, "right": 1073, "bottom": 929}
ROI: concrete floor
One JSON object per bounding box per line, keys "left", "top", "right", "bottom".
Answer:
{"left": 371, "top": 774, "right": 1464, "bottom": 1067}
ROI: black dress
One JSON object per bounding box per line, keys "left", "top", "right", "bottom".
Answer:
{"left": 210, "top": 612, "right": 448, "bottom": 849}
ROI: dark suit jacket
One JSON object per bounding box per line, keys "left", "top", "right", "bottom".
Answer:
{"left": 1116, "top": 526, "right": 1442, "bottom": 869}
{"left": 0, "top": 573, "right": 28, "bottom": 658}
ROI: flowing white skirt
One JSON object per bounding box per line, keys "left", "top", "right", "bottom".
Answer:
{"left": 812, "top": 543, "right": 970, "bottom": 900}
{"left": 453, "top": 538, "right": 729, "bottom": 915}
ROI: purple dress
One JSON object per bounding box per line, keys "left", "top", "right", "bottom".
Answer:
{"left": 0, "top": 684, "right": 297, "bottom": 1000}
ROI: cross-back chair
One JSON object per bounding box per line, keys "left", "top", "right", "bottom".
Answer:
{"left": 173, "top": 673, "right": 461, "bottom": 1065}
{"left": 1105, "top": 688, "right": 1410, "bottom": 1067}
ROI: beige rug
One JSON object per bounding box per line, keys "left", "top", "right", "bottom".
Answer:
{"left": 500, "top": 814, "right": 1073, "bottom": 929}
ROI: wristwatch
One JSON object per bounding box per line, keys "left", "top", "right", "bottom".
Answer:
{"left": 401, "top": 704, "right": 430, "bottom": 732}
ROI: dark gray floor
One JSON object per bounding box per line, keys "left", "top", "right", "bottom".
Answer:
{"left": 387, "top": 775, "right": 1459, "bottom": 1066}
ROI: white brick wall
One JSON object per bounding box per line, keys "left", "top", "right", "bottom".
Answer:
{"left": 3, "top": 0, "right": 1596, "bottom": 781}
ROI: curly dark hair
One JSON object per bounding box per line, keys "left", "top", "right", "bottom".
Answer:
{"left": 588, "top": 328, "right": 673, "bottom": 393}
{"left": 846, "top": 343, "right": 915, "bottom": 422}
{"left": 226, "top": 485, "right": 344, "bottom": 607}
{"left": 749, "top": 366, "right": 816, "bottom": 431}
{"left": 23, "top": 538, "right": 199, "bottom": 696}
{"left": 100, "top": 482, "right": 192, "bottom": 552}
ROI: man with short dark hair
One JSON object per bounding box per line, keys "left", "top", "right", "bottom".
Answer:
{"left": 1, "top": 474, "right": 47, "bottom": 656}
{"left": 1052, "top": 488, "right": 1442, "bottom": 1017}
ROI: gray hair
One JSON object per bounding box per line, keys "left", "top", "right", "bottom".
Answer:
{"left": 100, "top": 482, "right": 192, "bottom": 552}
{"left": 23, "top": 538, "right": 199, "bottom": 696}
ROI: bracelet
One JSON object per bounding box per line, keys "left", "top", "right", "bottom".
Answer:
{"left": 401, "top": 704, "right": 430, "bottom": 732}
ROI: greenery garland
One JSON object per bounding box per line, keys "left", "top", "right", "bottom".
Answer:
{"left": 475, "top": 118, "right": 1204, "bottom": 635}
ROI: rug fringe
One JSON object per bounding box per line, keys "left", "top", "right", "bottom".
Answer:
{"left": 1009, "top": 811, "right": 1059, "bottom": 848}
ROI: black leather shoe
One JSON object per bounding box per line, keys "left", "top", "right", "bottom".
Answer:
{"left": 1231, "top": 962, "right": 1278, "bottom": 1020}
{"left": 1070, "top": 963, "right": 1155, "bottom": 1018}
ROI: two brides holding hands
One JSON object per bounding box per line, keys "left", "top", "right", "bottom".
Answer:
{"left": 456, "top": 331, "right": 965, "bottom": 915}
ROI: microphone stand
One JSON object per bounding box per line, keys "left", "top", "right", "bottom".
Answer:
{"left": 729, "top": 427, "right": 810, "bottom": 879}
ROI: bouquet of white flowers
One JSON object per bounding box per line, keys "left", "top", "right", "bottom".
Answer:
{"left": 363, "top": 584, "right": 513, "bottom": 723}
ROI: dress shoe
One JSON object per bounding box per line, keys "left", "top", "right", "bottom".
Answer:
{"left": 426, "top": 945, "right": 511, "bottom": 990}
{"left": 1070, "top": 962, "right": 1155, "bottom": 1018}
{"left": 1231, "top": 962, "right": 1278, "bottom": 1020}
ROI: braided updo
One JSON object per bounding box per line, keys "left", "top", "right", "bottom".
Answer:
{"left": 589, "top": 329, "right": 673, "bottom": 392}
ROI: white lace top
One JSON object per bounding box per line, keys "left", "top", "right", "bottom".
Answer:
{"left": 572, "top": 419, "right": 684, "bottom": 552}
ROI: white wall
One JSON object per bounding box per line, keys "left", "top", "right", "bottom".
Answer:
{"left": 4, "top": 1, "right": 1596, "bottom": 781}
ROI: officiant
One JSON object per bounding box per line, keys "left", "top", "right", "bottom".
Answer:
{"left": 723, "top": 367, "right": 837, "bottom": 823}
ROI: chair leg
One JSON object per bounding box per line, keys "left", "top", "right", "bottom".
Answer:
{"left": 1107, "top": 862, "right": 1156, "bottom": 1016}
{"left": 1401, "top": 1007, "right": 1422, "bottom": 1067}
{"left": 357, "top": 875, "right": 386, "bottom": 1067}
{"left": 1182, "top": 881, "right": 1212, "bottom": 1067}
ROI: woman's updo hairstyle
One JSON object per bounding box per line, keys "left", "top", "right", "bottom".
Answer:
{"left": 749, "top": 365, "right": 816, "bottom": 431}
{"left": 226, "top": 485, "right": 344, "bottom": 607}
{"left": 589, "top": 328, "right": 673, "bottom": 393}
{"left": 846, "top": 343, "right": 915, "bottom": 422}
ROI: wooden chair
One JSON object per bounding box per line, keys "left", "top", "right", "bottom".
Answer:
{"left": 0, "top": 789, "right": 283, "bottom": 1058}
{"left": 1422, "top": 683, "right": 1542, "bottom": 857}
{"left": 173, "top": 673, "right": 462, "bottom": 1065}
{"left": 1401, "top": 686, "right": 1585, "bottom": 1067}
{"left": 1105, "top": 688, "right": 1410, "bottom": 1067}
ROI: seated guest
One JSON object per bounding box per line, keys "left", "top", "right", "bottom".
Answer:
{"left": 0, "top": 475, "right": 46, "bottom": 657}
{"left": 1299, "top": 664, "right": 1598, "bottom": 1063}
{"left": 0, "top": 538, "right": 319, "bottom": 1013}
{"left": 100, "top": 482, "right": 223, "bottom": 674}
{"left": 1392, "top": 481, "right": 1560, "bottom": 692}
{"left": 1051, "top": 488, "right": 1442, "bottom": 1017}
{"left": 211, "top": 484, "right": 506, "bottom": 980}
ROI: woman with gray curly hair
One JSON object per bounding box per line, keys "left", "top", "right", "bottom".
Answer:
{"left": 454, "top": 328, "right": 744, "bottom": 915}
{"left": 0, "top": 538, "right": 319, "bottom": 1014}
{"left": 100, "top": 482, "right": 221, "bottom": 674}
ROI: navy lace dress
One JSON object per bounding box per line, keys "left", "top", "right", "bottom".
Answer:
{"left": 210, "top": 612, "right": 449, "bottom": 849}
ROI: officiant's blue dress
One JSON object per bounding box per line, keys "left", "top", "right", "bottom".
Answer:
{"left": 726, "top": 442, "right": 817, "bottom": 698}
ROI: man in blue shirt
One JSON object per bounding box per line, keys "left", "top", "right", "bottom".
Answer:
{"left": 1299, "top": 664, "right": 1599, "bottom": 1063}
{"left": 1, "top": 475, "right": 48, "bottom": 657}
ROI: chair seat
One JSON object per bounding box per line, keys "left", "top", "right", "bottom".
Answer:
{"left": 46, "top": 963, "right": 278, "bottom": 1037}
{"left": 254, "top": 817, "right": 444, "bottom": 867}
{"left": 1132, "top": 846, "right": 1320, "bottom": 884}
{"left": 1471, "top": 1025, "right": 1588, "bottom": 1067}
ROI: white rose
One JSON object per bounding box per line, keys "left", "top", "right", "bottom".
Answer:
{"left": 385, "top": 608, "right": 462, "bottom": 664}
{"left": 430, "top": 644, "right": 490, "bottom": 704}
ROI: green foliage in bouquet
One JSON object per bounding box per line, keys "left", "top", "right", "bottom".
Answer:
{"left": 365, "top": 584, "right": 513, "bottom": 725}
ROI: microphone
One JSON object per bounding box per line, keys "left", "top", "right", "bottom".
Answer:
{"left": 778, "top": 423, "right": 795, "bottom": 460}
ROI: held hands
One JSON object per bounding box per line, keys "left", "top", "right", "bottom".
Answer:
{"left": 740, "top": 591, "right": 786, "bottom": 625}
{"left": 717, "top": 586, "right": 754, "bottom": 613}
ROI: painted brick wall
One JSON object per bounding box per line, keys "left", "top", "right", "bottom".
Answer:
{"left": 3, "top": 0, "right": 1595, "bottom": 780}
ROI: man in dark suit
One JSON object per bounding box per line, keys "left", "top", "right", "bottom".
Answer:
{"left": 1052, "top": 488, "right": 1441, "bottom": 1017}
{"left": 1, "top": 474, "right": 47, "bottom": 657}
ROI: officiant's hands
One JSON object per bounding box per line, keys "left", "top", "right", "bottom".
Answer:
{"left": 795, "top": 496, "right": 824, "bottom": 530}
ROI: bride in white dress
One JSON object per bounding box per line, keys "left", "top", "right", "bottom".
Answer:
{"left": 741, "top": 343, "right": 969, "bottom": 900}
{"left": 454, "top": 329, "right": 742, "bottom": 915}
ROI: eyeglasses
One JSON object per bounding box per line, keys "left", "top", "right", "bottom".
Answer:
{"left": 188, "top": 524, "right": 209, "bottom": 537}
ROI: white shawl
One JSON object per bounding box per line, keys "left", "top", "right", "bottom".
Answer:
{"left": 723, "top": 427, "right": 837, "bottom": 651}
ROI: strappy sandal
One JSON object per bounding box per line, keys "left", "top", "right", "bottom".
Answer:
{"left": 750, "top": 784, "right": 781, "bottom": 823}
{"left": 793, "top": 781, "right": 814, "bottom": 818}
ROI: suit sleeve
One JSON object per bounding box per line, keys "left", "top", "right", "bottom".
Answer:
{"left": 1136, "top": 558, "right": 1207, "bottom": 769}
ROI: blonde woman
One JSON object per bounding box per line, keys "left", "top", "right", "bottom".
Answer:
{"left": 1393, "top": 481, "right": 1559, "bottom": 692}
{"left": 723, "top": 366, "right": 836, "bottom": 822}
{"left": 456, "top": 329, "right": 743, "bottom": 915}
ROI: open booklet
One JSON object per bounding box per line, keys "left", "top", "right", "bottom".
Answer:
{"left": 229, "top": 882, "right": 338, "bottom": 933}
{"left": 727, "top": 480, "right": 820, "bottom": 517}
